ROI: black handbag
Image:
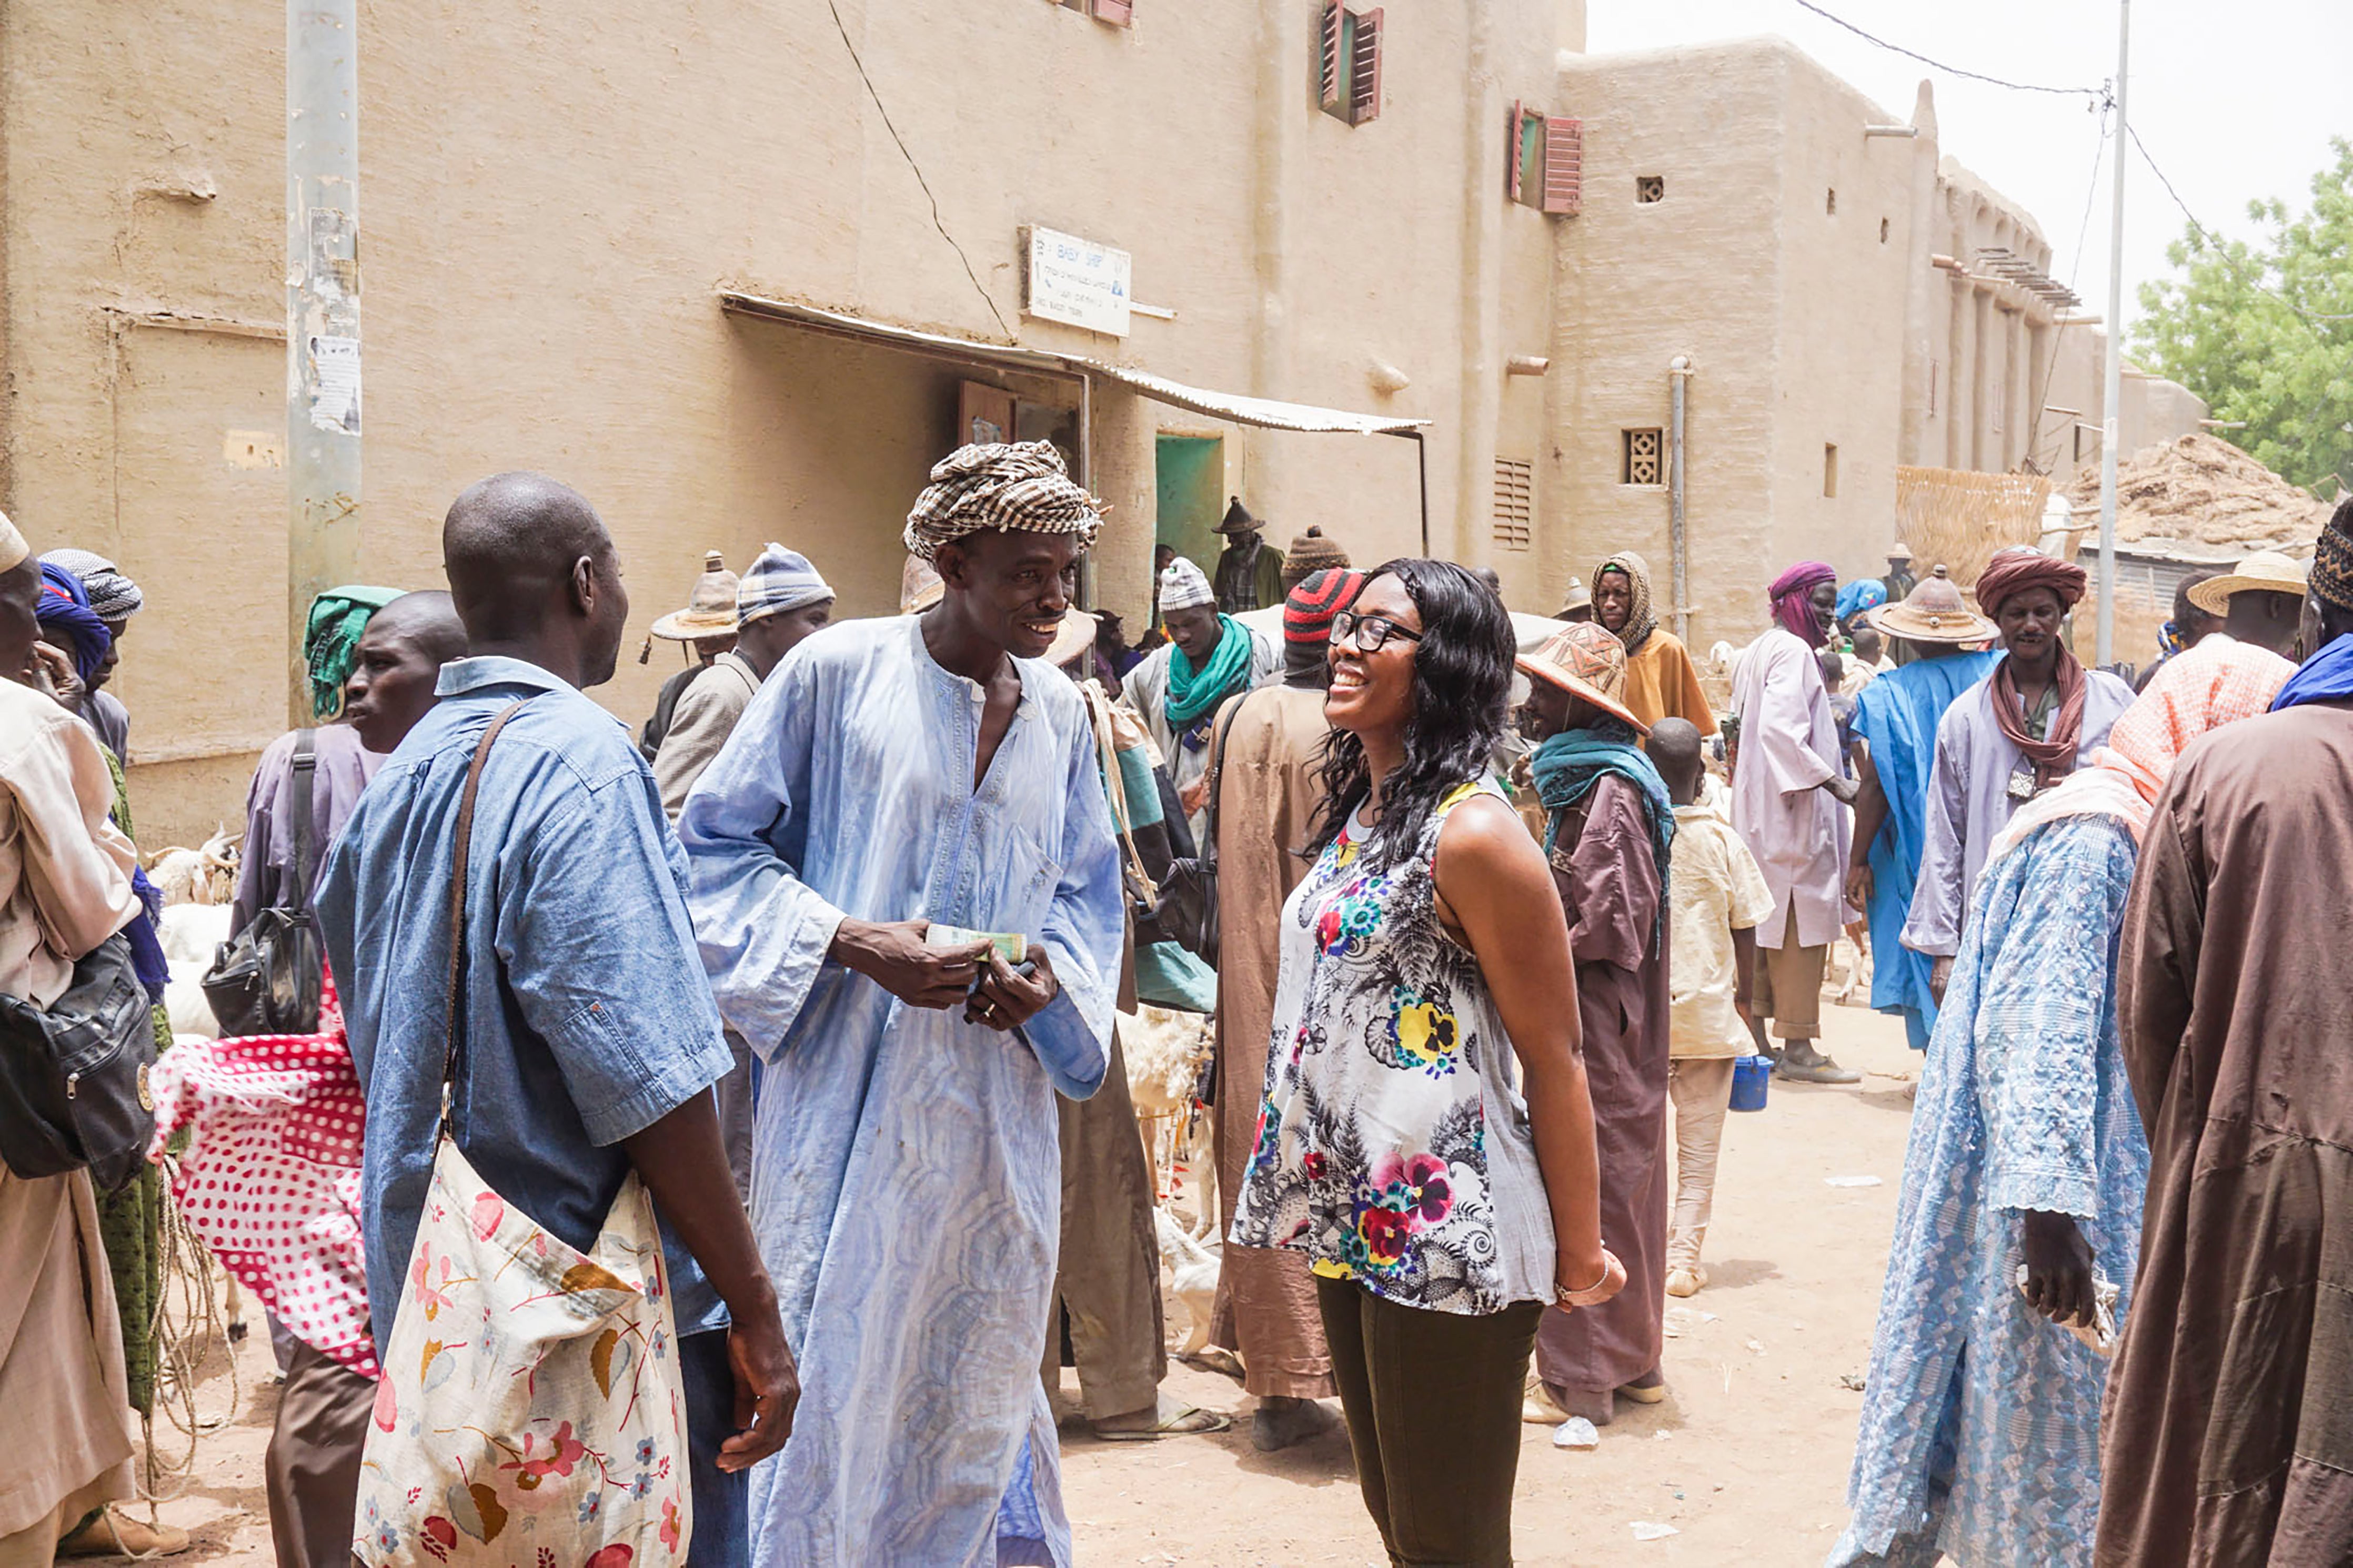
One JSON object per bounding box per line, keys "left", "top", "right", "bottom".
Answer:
{"left": 0, "top": 931, "right": 157, "bottom": 1192}
{"left": 1158, "top": 696, "right": 1240, "bottom": 970}
{"left": 204, "top": 730, "right": 324, "bottom": 1037}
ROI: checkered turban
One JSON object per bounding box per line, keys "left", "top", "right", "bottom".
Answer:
{"left": 903, "top": 441, "right": 1104, "bottom": 563}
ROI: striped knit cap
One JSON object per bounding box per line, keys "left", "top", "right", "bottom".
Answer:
{"left": 1283, "top": 568, "right": 1365, "bottom": 645}
{"left": 903, "top": 440, "right": 1104, "bottom": 563}
{"left": 2314, "top": 495, "right": 2353, "bottom": 613}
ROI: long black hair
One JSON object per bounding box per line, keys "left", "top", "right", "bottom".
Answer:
{"left": 1308, "top": 558, "right": 1516, "bottom": 871}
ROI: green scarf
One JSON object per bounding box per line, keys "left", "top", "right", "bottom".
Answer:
{"left": 1163, "top": 615, "right": 1253, "bottom": 728}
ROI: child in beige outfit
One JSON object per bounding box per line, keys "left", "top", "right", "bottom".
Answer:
{"left": 1646, "top": 723, "right": 1773, "bottom": 1297}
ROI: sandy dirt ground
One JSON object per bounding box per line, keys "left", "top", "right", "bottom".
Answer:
{"left": 134, "top": 1002, "right": 1921, "bottom": 1568}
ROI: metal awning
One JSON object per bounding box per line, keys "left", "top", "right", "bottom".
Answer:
{"left": 718, "top": 291, "right": 1429, "bottom": 436}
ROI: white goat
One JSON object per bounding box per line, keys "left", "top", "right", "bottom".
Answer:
{"left": 148, "top": 828, "right": 239, "bottom": 907}
{"left": 1153, "top": 1204, "right": 1222, "bottom": 1357}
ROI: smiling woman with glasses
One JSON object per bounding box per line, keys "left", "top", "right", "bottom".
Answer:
{"left": 1229, "top": 558, "right": 1622, "bottom": 1567}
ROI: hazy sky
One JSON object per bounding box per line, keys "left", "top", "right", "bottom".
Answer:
{"left": 1585, "top": 0, "right": 2351, "bottom": 336}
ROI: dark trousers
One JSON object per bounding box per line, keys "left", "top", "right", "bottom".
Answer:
{"left": 679, "top": 1328, "right": 750, "bottom": 1568}
{"left": 264, "top": 1339, "right": 374, "bottom": 1568}
{"left": 1317, "top": 1276, "right": 1546, "bottom": 1567}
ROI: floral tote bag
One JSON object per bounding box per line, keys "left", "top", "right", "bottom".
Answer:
{"left": 351, "top": 702, "right": 690, "bottom": 1568}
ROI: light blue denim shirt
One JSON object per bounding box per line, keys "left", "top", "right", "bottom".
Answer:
{"left": 318, "top": 656, "right": 735, "bottom": 1345}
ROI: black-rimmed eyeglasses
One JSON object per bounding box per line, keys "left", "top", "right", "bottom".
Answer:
{"left": 1330, "top": 610, "right": 1424, "bottom": 654}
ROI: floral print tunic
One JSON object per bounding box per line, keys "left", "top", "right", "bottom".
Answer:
{"left": 1231, "top": 780, "right": 1556, "bottom": 1315}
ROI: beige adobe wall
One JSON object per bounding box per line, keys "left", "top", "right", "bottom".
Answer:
{"left": 1546, "top": 37, "right": 1917, "bottom": 648}
{"left": 2, "top": 0, "right": 1564, "bottom": 846}
{"left": 1763, "top": 49, "right": 1919, "bottom": 589}
{"left": 2042, "top": 328, "right": 2210, "bottom": 478}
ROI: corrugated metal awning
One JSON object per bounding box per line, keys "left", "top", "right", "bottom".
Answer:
{"left": 719, "top": 291, "right": 1428, "bottom": 437}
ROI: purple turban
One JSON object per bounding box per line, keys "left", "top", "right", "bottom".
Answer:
{"left": 1768, "top": 560, "right": 1838, "bottom": 646}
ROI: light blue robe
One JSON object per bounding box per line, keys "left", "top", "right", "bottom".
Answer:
{"left": 1831, "top": 812, "right": 2151, "bottom": 1568}
{"left": 679, "top": 615, "right": 1123, "bottom": 1568}
{"left": 1848, "top": 649, "right": 2002, "bottom": 1049}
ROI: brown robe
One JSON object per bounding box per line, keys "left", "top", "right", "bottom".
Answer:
{"left": 1534, "top": 773, "right": 1670, "bottom": 1398}
{"left": 1208, "top": 683, "right": 1336, "bottom": 1400}
{"left": 2100, "top": 703, "right": 2353, "bottom": 1567}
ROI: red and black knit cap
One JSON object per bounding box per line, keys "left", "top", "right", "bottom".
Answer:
{"left": 1284, "top": 568, "right": 1366, "bottom": 645}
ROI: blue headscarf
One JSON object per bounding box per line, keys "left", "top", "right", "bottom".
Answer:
{"left": 1835, "top": 578, "right": 1888, "bottom": 628}
{"left": 35, "top": 561, "right": 112, "bottom": 685}
{"left": 1530, "top": 717, "right": 1675, "bottom": 951}
{"left": 2270, "top": 633, "right": 2353, "bottom": 713}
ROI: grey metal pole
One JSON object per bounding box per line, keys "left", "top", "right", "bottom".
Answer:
{"left": 2095, "top": 0, "right": 2129, "bottom": 666}
{"left": 288, "top": 0, "right": 362, "bottom": 724}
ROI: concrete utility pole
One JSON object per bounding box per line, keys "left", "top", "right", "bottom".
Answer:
{"left": 287, "top": 0, "right": 362, "bottom": 724}
{"left": 2095, "top": 0, "right": 2129, "bottom": 666}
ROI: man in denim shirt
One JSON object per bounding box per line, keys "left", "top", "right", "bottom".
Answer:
{"left": 318, "top": 472, "right": 796, "bottom": 1565}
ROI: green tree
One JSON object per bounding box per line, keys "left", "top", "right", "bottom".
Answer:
{"left": 2131, "top": 136, "right": 2353, "bottom": 498}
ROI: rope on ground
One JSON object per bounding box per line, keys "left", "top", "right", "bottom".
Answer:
{"left": 132, "top": 1157, "right": 242, "bottom": 1510}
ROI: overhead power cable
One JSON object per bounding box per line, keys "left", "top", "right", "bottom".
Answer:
{"left": 1786, "top": 0, "right": 2103, "bottom": 98}
{"left": 2125, "top": 124, "right": 2353, "bottom": 325}
{"left": 824, "top": 0, "right": 1014, "bottom": 339}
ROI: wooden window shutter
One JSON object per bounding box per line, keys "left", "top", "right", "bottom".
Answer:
{"left": 1318, "top": 1, "right": 1346, "bottom": 113}
{"left": 1092, "top": 0, "right": 1133, "bottom": 21}
{"left": 1541, "top": 116, "right": 1583, "bottom": 216}
{"left": 1505, "top": 100, "right": 1523, "bottom": 202}
{"left": 1349, "top": 8, "right": 1383, "bottom": 124}
{"left": 1492, "top": 458, "right": 1534, "bottom": 551}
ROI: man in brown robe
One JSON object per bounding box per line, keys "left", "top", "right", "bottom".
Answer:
{"left": 1517, "top": 622, "right": 1671, "bottom": 1427}
{"left": 1209, "top": 569, "right": 1361, "bottom": 1451}
{"left": 2099, "top": 505, "right": 2353, "bottom": 1567}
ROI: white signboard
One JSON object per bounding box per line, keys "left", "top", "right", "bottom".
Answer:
{"left": 1023, "top": 226, "right": 1132, "bottom": 338}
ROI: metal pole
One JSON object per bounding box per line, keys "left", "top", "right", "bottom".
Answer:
{"left": 1668, "top": 356, "right": 1693, "bottom": 646}
{"left": 288, "top": 0, "right": 362, "bottom": 724}
{"left": 2095, "top": 0, "right": 2129, "bottom": 666}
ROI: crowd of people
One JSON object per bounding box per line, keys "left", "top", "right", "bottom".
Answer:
{"left": 0, "top": 444, "right": 2348, "bottom": 1568}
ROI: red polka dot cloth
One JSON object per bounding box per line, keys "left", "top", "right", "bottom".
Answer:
{"left": 149, "top": 976, "right": 377, "bottom": 1379}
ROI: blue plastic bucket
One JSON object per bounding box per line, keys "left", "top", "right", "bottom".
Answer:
{"left": 1729, "top": 1054, "right": 1772, "bottom": 1113}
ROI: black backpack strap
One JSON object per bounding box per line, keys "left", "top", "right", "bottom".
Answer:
{"left": 288, "top": 729, "right": 317, "bottom": 909}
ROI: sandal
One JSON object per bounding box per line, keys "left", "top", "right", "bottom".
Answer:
{"left": 57, "top": 1509, "right": 192, "bottom": 1560}
{"left": 1090, "top": 1403, "right": 1232, "bottom": 1442}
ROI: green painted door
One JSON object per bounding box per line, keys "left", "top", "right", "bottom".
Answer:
{"left": 1155, "top": 435, "right": 1224, "bottom": 586}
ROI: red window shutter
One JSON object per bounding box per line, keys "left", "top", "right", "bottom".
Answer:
{"left": 1506, "top": 100, "right": 1523, "bottom": 201}
{"left": 1318, "top": 1, "right": 1345, "bottom": 112}
{"left": 1092, "top": 0, "right": 1132, "bottom": 23}
{"left": 1542, "top": 115, "right": 1583, "bottom": 216}
{"left": 1349, "top": 7, "right": 1383, "bottom": 124}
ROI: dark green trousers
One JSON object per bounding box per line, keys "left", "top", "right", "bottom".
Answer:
{"left": 1318, "top": 1275, "right": 1546, "bottom": 1567}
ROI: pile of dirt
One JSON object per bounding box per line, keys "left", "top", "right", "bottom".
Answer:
{"left": 2063, "top": 432, "right": 2330, "bottom": 552}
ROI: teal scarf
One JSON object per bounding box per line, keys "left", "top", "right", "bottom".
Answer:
{"left": 1164, "top": 615, "right": 1253, "bottom": 727}
{"left": 1531, "top": 721, "right": 1676, "bottom": 949}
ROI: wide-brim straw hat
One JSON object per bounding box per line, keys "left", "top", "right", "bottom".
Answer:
{"left": 1556, "top": 574, "right": 1593, "bottom": 616}
{"left": 1865, "top": 564, "right": 1995, "bottom": 645}
{"left": 1043, "top": 608, "right": 1100, "bottom": 669}
{"left": 650, "top": 550, "right": 741, "bottom": 640}
{"left": 1516, "top": 622, "right": 1649, "bottom": 735}
{"left": 2186, "top": 550, "right": 2308, "bottom": 615}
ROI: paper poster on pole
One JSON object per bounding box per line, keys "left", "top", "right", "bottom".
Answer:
{"left": 308, "top": 333, "right": 361, "bottom": 434}
{"left": 1022, "top": 226, "right": 1132, "bottom": 338}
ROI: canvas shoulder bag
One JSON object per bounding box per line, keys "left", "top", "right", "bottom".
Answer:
{"left": 204, "top": 729, "right": 325, "bottom": 1037}
{"left": 353, "top": 702, "right": 692, "bottom": 1568}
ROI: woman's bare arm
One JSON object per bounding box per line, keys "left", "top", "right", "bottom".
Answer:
{"left": 1433, "top": 795, "right": 1621, "bottom": 1306}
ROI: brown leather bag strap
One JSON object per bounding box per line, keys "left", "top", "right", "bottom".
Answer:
{"left": 440, "top": 701, "right": 530, "bottom": 1125}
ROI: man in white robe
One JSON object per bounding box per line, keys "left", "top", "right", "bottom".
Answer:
{"left": 1728, "top": 561, "right": 1860, "bottom": 1085}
